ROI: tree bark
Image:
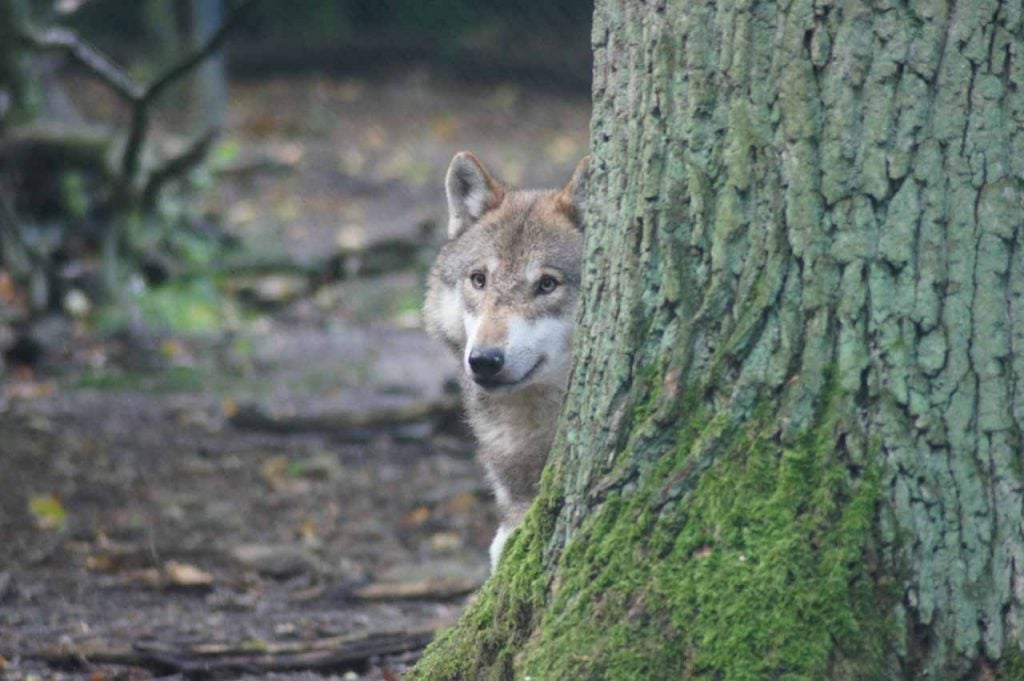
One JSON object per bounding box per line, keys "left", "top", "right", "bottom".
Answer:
{"left": 413, "top": 0, "right": 1024, "bottom": 679}
{"left": 0, "top": 0, "right": 39, "bottom": 126}
{"left": 191, "top": 0, "right": 228, "bottom": 134}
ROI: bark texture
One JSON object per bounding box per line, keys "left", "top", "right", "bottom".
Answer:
{"left": 413, "top": 0, "right": 1024, "bottom": 678}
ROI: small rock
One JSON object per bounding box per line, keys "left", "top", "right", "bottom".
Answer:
{"left": 231, "top": 543, "right": 318, "bottom": 578}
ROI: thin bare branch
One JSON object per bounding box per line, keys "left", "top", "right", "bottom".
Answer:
{"left": 17, "top": 27, "right": 142, "bottom": 102}
{"left": 140, "top": 128, "right": 219, "bottom": 208}
{"left": 121, "top": 0, "right": 258, "bottom": 183}
{"left": 18, "top": 1, "right": 257, "bottom": 202}
{"left": 143, "top": 0, "right": 258, "bottom": 104}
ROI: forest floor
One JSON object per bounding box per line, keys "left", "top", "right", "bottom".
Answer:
{"left": 0, "top": 71, "right": 590, "bottom": 680}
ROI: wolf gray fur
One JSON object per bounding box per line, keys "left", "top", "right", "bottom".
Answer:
{"left": 424, "top": 151, "right": 589, "bottom": 570}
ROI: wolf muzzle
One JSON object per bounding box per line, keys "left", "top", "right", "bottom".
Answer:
{"left": 468, "top": 347, "right": 505, "bottom": 379}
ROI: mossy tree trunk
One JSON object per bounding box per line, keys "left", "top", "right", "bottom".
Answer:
{"left": 414, "top": 0, "right": 1024, "bottom": 679}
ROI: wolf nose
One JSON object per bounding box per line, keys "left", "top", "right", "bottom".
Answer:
{"left": 468, "top": 348, "right": 505, "bottom": 378}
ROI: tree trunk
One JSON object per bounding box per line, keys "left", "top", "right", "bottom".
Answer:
{"left": 0, "top": 0, "right": 40, "bottom": 126}
{"left": 413, "top": 0, "right": 1024, "bottom": 679}
{"left": 191, "top": 0, "right": 227, "bottom": 133}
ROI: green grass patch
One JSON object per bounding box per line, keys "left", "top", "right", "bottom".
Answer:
{"left": 136, "top": 278, "right": 225, "bottom": 332}
{"left": 97, "top": 277, "right": 236, "bottom": 334}
{"left": 75, "top": 365, "right": 204, "bottom": 393}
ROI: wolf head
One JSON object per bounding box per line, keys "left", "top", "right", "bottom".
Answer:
{"left": 425, "top": 151, "right": 589, "bottom": 395}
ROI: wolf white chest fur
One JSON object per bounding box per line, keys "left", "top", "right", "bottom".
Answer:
{"left": 424, "top": 151, "right": 589, "bottom": 570}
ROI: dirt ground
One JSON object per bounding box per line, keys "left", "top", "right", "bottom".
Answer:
{"left": 0, "top": 71, "right": 590, "bottom": 679}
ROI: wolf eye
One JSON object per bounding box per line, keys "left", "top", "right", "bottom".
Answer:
{"left": 470, "top": 271, "right": 487, "bottom": 289}
{"left": 536, "top": 275, "right": 559, "bottom": 295}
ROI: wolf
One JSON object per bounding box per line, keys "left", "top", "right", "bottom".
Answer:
{"left": 424, "top": 151, "right": 589, "bottom": 570}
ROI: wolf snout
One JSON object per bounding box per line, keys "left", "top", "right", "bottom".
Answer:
{"left": 468, "top": 347, "right": 505, "bottom": 379}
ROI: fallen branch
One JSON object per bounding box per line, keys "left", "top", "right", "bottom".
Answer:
{"left": 0, "top": 124, "right": 115, "bottom": 180}
{"left": 132, "top": 627, "right": 438, "bottom": 675}
{"left": 230, "top": 396, "right": 461, "bottom": 437}
{"left": 31, "top": 625, "right": 440, "bottom": 676}
{"left": 354, "top": 575, "right": 484, "bottom": 601}
{"left": 29, "top": 641, "right": 149, "bottom": 669}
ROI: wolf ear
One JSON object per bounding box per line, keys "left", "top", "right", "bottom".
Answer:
{"left": 557, "top": 154, "right": 591, "bottom": 229}
{"left": 445, "top": 151, "right": 505, "bottom": 239}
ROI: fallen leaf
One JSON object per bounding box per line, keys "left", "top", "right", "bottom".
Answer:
{"left": 160, "top": 339, "right": 185, "bottom": 359}
{"left": 261, "top": 456, "right": 289, "bottom": 489}
{"left": 6, "top": 379, "right": 56, "bottom": 401}
{"left": 85, "top": 553, "right": 117, "bottom": 572}
{"left": 29, "top": 493, "right": 66, "bottom": 530}
{"left": 402, "top": 506, "right": 431, "bottom": 527}
{"left": 165, "top": 561, "right": 214, "bottom": 587}
{"left": 222, "top": 397, "right": 238, "bottom": 418}
{"left": 299, "top": 518, "right": 318, "bottom": 543}
{"left": 121, "top": 568, "right": 162, "bottom": 587}
{"left": 244, "top": 639, "right": 270, "bottom": 652}
{"left": 259, "top": 456, "right": 313, "bottom": 494}
{"left": 443, "top": 492, "right": 477, "bottom": 515}
{"left": 428, "top": 532, "right": 463, "bottom": 552}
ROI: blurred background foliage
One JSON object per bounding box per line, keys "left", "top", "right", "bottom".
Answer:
{"left": 54, "top": 0, "right": 592, "bottom": 89}
{"left": 0, "top": 5, "right": 593, "bottom": 669}
{"left": 0, "top": 0, "right": 592, "bottom": 383}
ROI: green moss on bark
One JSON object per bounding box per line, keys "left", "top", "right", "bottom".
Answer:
{"left": 410, "top": 465, "right": 561, "bottom": 680}
{"left": 414, "top": 382, "right": 892, "bottom": 680}
{"left": 996, "top": 647, "right": 1024, "bottom": 680}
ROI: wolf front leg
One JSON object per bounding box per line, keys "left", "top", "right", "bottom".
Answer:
{"left": 489, "top": 523, "right": 513, "bottom": 571}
